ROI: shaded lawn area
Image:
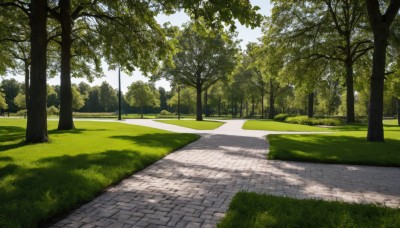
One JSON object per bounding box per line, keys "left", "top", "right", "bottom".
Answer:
{"left": 218, "top": 192, "right": 400, "bottom": 228}
{"left": 0, "top": 118, "right": 199, "bottom": 227}
{"left": 268, "top": 120, "right": 400, "bottom": 167}
{"left": 243, "top": 119, "right": 332, "bottom": 132}
{"left": 155, "top": 120, "right": 225, "bottom": 130}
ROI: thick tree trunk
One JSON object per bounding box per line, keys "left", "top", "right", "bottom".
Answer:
{"left": 367, "top": 33, "right": 387, "bottom": 142}
{"left": 24, "top": 62, "right": 30, "bottom": 111}
{"left": 397, "top": 98, "right": 400, "bottom": 126}
{"left": 196, "top": 85, "right": 203, "bottom": 121}
{"left": 58, "top": 0, "right": 74, "bottom": 130}
{"left": 26, "top": 0, "right": 48, "bottom": 143}
{"left": 308, "top": 92, "right": 314, "bottom": 118}
{"left": 345, "top": 61, "right": 355, "bottom": 123}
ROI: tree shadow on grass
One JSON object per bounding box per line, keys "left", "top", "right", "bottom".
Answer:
{"left": 110, "top": 133, "right": 199, "bottom": 149}
{"left": 48, "top": 128, "right": 109, "bottom": 135}
{"left": 0, "top": 149, "right": 161, "bottom": 227}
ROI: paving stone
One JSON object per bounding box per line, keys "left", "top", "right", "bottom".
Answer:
{"left": 51, "top": 120, "right": 400, "bottom": 228}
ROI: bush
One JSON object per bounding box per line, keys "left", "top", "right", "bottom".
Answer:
{"left": 285, "top": 116, "right": 341, "bottom": 126}
{"left": 16, "top": 109, "right": 27, "bottom": 116}
{"left": 273, "top": 113, "right": 290, "bottom": 122}
{"left": 160, "top": 110, "right": 171, "bottom": 115}
{"left": 47, "top": 106, "right": 59, "bottom": 116}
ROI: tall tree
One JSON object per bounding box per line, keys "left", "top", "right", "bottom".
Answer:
{"left": 125, "top": 81, "right": 160, "bottom": 118}
{"left": 271, "top": 0, "right": 373, "bottom": 123}
{"left": 366, "top": 0, "right": 400, "bottom": 141}
{"left": 157, "top": 23, "right": 238, "bottom": 120}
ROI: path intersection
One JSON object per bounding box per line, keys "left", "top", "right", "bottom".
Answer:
{"left": 53, "top": 119, "right": 400, "bottom": 228}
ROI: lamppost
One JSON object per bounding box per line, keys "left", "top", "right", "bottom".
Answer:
{"left": 118, "top": 67, "right": 122, "bottom": 120}
{"left": 177, "top": 85, "right": 181, "bottom": 120}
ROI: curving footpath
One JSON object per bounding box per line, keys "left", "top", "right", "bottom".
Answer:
{"left": 53, "top": 120, "right": 400, "bottom": 228}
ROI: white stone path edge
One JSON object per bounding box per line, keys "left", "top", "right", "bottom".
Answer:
{"left": 52, "top": 119, "right": 400, "bottom": 228}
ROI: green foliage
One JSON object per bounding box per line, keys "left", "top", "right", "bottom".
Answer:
{"left": 0, "top": 90, "right": 8, "bottom": 110}
{"left": 268, "top": 121, "right": 400, "bottom": 166}
{"left": 71, "top": 85, "right": 84, "bottom": 110}
{"left": 273, "top": 113, "right": 290, "bottom": 122}
{"left": 285, "top": 116, "right": 342, "bottom": 126}
{"left": 13, "top": 93, "right": 26, "bottom": 109}
{"left": 47, "top": 105, "right": 59, "bottom": 116}
{"left": 218, "top": 192, "right": 400, "bottom": 228}
{"left": 16, "top": 109, "right": 27, "bottom": 116}
{"left": 0, "top": 119, "right": 199, "bottom": 227}
{"left": 0, "top": 78, "right": 21, "bottom": 112}
{"left": 156, "top": 120, "right": 224, "bottom": 130}
{"left": 125, "top": 81, "right": 160, "bottom": 114}
{"left": 160, "top": 110, "right": 171, "bottom": 115}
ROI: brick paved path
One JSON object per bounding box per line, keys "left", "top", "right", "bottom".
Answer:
{"left": 53, "top": 120, "right": 400, "bottom": 228}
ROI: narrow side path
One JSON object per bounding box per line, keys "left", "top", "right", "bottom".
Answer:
{"left": 53, "top": 120, "right": 400, "bottom": 228}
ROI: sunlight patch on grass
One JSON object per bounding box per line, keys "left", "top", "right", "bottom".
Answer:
{"left": 218, "top": 192, "right": 400, "bottom": 228}
{"left": 243, "top": 120, "right": 331, "bottom": 132}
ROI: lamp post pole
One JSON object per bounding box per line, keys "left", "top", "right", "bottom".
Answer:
{"left": 118, "top": 67, "right": 122, "bottom": 121}
{"left": 177, "top": 85, "right": 181, "bottom": 120}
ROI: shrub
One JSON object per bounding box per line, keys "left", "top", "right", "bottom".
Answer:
{"left": 47, "top": 106, "right": 59, "bottom": 116}
{"left": 285, "top": 116, "right": 341, "bottom": 126}
{"left": 160, "top": 110, "right": 171, "bottom": 115}
{"left": 16, "top": 109, "right": 27, "bottom": 116}
{"left": 273, "top": 113, "right": 290, "bottom": 122}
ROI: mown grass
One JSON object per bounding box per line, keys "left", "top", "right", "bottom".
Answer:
{"left": 0, "top": 118, "right": 199, "bottom": 227}
{"left": 243, "top": 119, "right": 331, "bottom": 132}
{"left": 155, "top": 120, "right": 225, "bottom": 130}
{"left": 218, "top": 192, "right": 400, "bottom": 228}
{"left": 268, "top": 120, "right": 400, "bottom": 167}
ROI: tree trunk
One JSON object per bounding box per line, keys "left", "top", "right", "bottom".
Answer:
{"left": 204, "top": 89, "right": 209, "bottom": 117}
{"left": 261, "top": 90, "right": 264, "bottom": 119}
{"left": 24, "top": 62, "right": 30, "bottom": 112}
{"left": 240, "top": 97, "right": 243, "bottom": 118}
{"left": 345, "top": 61, "right": 355, "bottom": 123}
{"left": 58, "top": 0, "right": 74, "bottom": 130}
{"left": 140, "top": 105, "right": 143, "bottom": 119}
{"left": 26, "top": 0, "right": 48, "bottom": 143}
{"left": 251, "top": 99, "right": 255, "bottom": 117}
{"left": 218, "top": 97, "right": 221, "bottom": 117}
{"left": 196, "top": 84, "right": 203, "bottom": 121}
{"left": 397, "top": 98, "right": 400, "bottom": 126}
{"left": 268, "top": 80, "right": 275, "bottom": 119}
{"left": 308, "top": 92, "right": 314, "bottom": 118}
{"left": 367, "top": 33, "right": 387, "bottom": 142}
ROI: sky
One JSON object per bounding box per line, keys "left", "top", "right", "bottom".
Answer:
{"left": 3, "top": 0, "right": 273, "bottom": 93}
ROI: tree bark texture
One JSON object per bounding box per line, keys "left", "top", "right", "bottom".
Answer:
{"left": 24, "top": 62, "right": 30, "bottom": 111}
{"left": 26, "top": 0, "right": 48, "bottom": 143}
{"left": 58, "top": 0, "right": 74, "bottom": 130}
{"left": 366, "top": 0, "right": 400, "bottom": 141}
{"left": 397, "top": 98, "right": 400, "bottom": 126}
{"left": 308, "top": 92, "right": 314, "bottom": 118}
{"left": 345, "top": 61, "right": 355, "bottom": 123}
{"left": 196, "top": 83, "right": 203, "bottom": 121}
{"left": 268, "top": 80, "right": 275, "bottom": 119}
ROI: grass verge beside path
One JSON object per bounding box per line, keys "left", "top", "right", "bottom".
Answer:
{"left": 218, "top": 192, "right": 400, "bottom": 228}
{"left": 0, "top": 118, "right": 199, "bottom": 227}
{"left": 268, "top": 120, "right": 400, "bottom": 167}
{"left": 243, "top": 119, "right": 332, "bottom": 132}
{"left": 155, "top": 120, "right": 225, "bottom": 130}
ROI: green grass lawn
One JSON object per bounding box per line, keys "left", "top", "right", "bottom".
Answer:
{"left": 243, "top": 119, "right": 333, "bottom": 132}
{"left": 0, "top": 118, "right": 199, "bottom": 227}
{"left": 218, "top": 192, "right": 400, "bottom": 228}
{"left": 268, "top": 120, "right": 400, "bottom": 167}
{"left": 155, "top": 120, "right": 225, "bottom": 130}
